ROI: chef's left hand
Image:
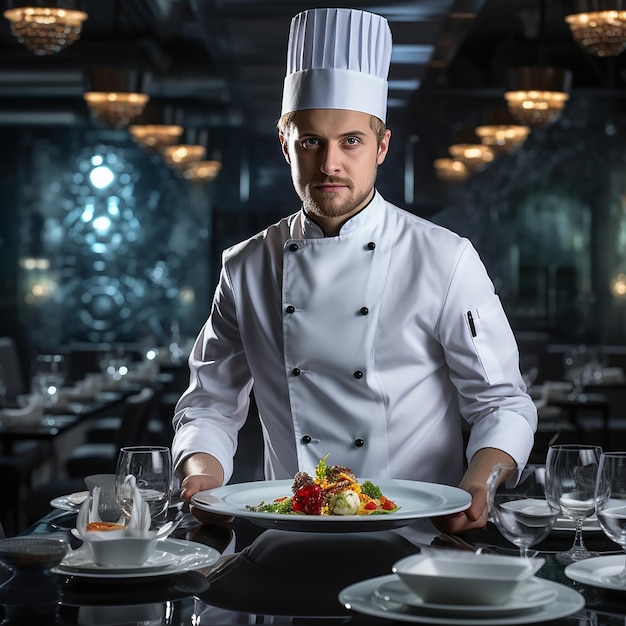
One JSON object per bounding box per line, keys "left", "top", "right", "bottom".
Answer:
{"left": 431, "top": 446, "right": 516, "bottom": 535}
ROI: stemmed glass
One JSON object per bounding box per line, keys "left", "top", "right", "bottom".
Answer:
{"left": 115, "top": 446, "right": 172, "bottom": 527}
{"left": 594, "top": 451, "right": 626, "bottom": 585}
{"left": 488, "top": 463, "right": 560, "bottom": 557}
{"left": 31, "top": 354, "right": 66, "bottom": 407}
{"left": 545, "top": 444, "right": 602, "bottom": 563}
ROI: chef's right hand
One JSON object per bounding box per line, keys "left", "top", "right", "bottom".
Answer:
{"left": 180, "top": 472, "right": 235, "bottom": 525}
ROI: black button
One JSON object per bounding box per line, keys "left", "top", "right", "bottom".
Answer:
{"left": 355, "top": 438, "right": 365, "bottom": 447}
{"left": 292, "top": 368, "right": 301, "bottom": 376}
{"left": 367, "top": 241, "right": 376, "bottom": 250}
{"left": 353, "top": 370, "right": 363, "bottom": 379}
{"left": 360, "top": 307, "right": 369, "bottom": 316}
{"left": 286, "top": 305, "right": 296, "bottom": 314}
{"left": 289, "top": 243, "right": 299, "bottom": 252}
{"left": 301, "top": 435, "right": 312, "bottom": 444}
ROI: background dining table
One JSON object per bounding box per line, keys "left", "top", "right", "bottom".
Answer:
{"left": 2, "top": 498, "right": 626, "bottom": 626}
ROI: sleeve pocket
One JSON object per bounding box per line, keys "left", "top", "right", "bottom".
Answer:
{"left": 467, "top": 297, "right": 514, "bottom": 384}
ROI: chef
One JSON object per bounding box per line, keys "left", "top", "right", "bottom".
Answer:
{"left": 172, "top": 7, "right": 537, "bottom": 539}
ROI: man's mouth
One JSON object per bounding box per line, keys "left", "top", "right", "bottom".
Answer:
{"left": 313, "top": 180, "right": 350, "bottom": 192}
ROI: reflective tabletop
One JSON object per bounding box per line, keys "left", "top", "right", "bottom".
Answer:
{"left": 3, "top": 504, "right": 626, "bottom": 625}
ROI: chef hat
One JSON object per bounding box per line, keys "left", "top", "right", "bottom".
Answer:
{"left": 281, "top": 8, "right": 392, "bottom": 122}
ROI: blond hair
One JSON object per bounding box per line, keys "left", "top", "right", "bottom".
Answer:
{"left": 277, "top": 112, "right": 387, "bottom": 145}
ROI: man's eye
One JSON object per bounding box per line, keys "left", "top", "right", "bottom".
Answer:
{"left": 302, "top": 138, "right": 320, "bottom": 147}
{"left": 344, "top": 137, "right": 360, "bottom": 146}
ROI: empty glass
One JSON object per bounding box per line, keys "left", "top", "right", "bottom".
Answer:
{"left": 594, "top": 451, "right": 626, "bottom": 585}
{"left": 545, "top": 444, "right": 602, "bottom": 563}
{"left": 115, "top": 446, "right": 172, "bottom": 526}
{"left": 488, "top": 463, "right": 560, "bottom": 557}
{"left": 31, "top": 354, "right": 66, "bottom": 407}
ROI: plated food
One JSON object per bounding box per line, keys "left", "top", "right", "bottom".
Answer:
{"left": 246, "top": 455, "right": 399, "bottom": 516}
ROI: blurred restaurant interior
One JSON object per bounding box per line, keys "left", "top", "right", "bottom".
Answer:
{"left": 3, "top": 0, "right": 626, "bottom": 533}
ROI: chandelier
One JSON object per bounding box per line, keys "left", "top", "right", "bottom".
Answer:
{"left": 504, "top": 66, "right": 572, "bottom": 128}
{"left": 3, "top": 3, "right": 88, "bottom": 55}
{"left": 128, "top": 124, "right": 184, "bottom": 150}
{"left": 565, "top": 3, "right": 626, "bottom": 57}
{"left": 433, "top": 158, "right": 468, "bottom": 182}
{"left": 162, "top": 144, "right": 206, "bottom": 168}
{"left": 182, "top": 160, "right": 222, "bottom": 182}
{"left": 475, "top": 124, "right": 530, "bottom": 153}
{"left": 83, "top": 69, "right": 150, "bottom": 128}
{"left": 448, "top": 143, "right": 494, "bottom": 173}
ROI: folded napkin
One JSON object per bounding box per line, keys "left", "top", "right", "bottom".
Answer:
{"left": 75, "top": 475, "right": 151, "bottom": 540}
{"left": 0, "top": 393, "right": 45, "bottom": 425}
{"left": 73, "top": 474, "right": 179, "bottom": 545}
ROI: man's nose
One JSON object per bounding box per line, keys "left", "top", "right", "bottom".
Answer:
{"left": 320, "top": 145, "right": 341, "bottom": 174}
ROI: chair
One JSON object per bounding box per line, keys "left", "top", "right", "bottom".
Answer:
{"left": 65, "top": 387, "right": 156, "bottom": 478}
{"left": 0, "top": 337, "right": 28, "bottom": 403}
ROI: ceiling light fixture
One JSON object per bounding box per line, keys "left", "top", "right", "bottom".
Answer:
{"left": 182, "top": 160, "right": 222, "bottom": 182}
{"left": 433, "top": 158, "right": 468, "bottom": 182}
{"left": 475, "top": 124, "right": 530, "bottom": 153}
{"left": 83, "top": 68, "right": 150, "bottom": 128}
{"left": 161, "top": 145, "right": 206, "bottom": 168}
{"left": 128, "top": 124, "right": 184, "bottom": 150}
{"left": 448, "top": 143, "right": 494, "bottom": 172}
{"left": 475, "top": 108, "right": 531, "bottom": 153}
{"left": 3, "top": 1, "right": 88, "bottom": 56}
{"left": 504, "top": 66, "right": 572, "bottom": 128}
{"left": 565, "top": 1, "right": 626, "bottom": 57}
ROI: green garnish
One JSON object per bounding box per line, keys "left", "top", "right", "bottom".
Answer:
{"left": 361, "top": 480, "right": 383, "bottom": 499}
{"left": 246, "top": 498, "right": 293, "bottom": 514}
{"left": 315, "top": 453, "right": 331, "bottom": 482}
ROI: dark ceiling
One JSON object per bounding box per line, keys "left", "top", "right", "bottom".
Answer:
{"left": 0, "top": 1, "right": 625, "bottom": 140}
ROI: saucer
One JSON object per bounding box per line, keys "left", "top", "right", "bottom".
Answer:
{"left": 52, "top": 538, "right": 219, "bottom": 580}
{"left": 374, "top": 577, "right": 558, "bottom": 616}
{"left": 339, "top": 574, "right": 585, "bottom": 625}
{"left": 58, "top": 547, "right": 177, "bottom": 574}
{"left": 50, "top": 491, "right": 89, "bottom": 511}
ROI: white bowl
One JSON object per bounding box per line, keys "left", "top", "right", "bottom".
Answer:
{"left": 392, "top": 551, "right": 545, "bottom": 605}
{"left": 72, "top": 530, "right": 158, "bottom": 567}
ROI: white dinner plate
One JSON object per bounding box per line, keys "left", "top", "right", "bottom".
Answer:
{"left": 374, "top": 577, "right": 558, "bottom": 616}
{"left": 339, "top": 574, "right": 585, "bottom": 625}
{"left": 50, "top": 491, "right": 90, "bottom": 511}
{"left": 191, "top": 479, "right": 471, "bottom": 532}
{"left": 57, "top": 547, "right": 178, "bottom": 574}
{"left": 553, "top": 514, "right": 601, "bottom": 532}
{"left": 565, "top": 554, "right": 626, "bottom": 591}
{"left": 52, "top": 538, "right": 219, "bottom": 579}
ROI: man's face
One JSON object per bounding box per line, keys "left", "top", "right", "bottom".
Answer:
{"left": 280, "top": 109, "right": 391, "bottom": 232}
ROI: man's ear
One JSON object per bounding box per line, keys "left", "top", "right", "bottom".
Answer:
{"left": 377, "top": 128, "right": 392, "bottom": 165}
{"left": 279, "top": 133, "right": 291, "bottom": 165}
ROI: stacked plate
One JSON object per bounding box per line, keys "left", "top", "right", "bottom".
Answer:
{"left": 339, "top": 551, "right": 586, "bottom": 625}
{"left": 52, "top": 538, "right": 219, "bottom": 580}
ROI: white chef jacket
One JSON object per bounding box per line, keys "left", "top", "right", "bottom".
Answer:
{"left": 172, "top": 191, "right": 537, "bottom": 489}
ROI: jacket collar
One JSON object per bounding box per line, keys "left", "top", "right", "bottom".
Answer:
{"left": 296, "top": 190, "right": 384, "bottom": 239}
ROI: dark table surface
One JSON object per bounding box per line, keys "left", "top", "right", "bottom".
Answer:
{"left": 2, "top": 503, "right": 626, "bottom": 626}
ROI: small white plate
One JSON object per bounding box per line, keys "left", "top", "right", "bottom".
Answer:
{"left": 565, "top": 554, "right": 626, "bottom": 591}
{"left": 58, "top": 547, "right": 177, "bottom": 574}
{"left": 339, "top": 574, "right": 585, "bottom": 625}
{"left": 52, "top": 538, "right": 219, "bottom": 579}
{"left": 50, "top": 491, "right": 89, "bottom": 511}
{"left": 374, "top": 577, "right": 558, "bottom": 616}
{"left": 553, "top": 515, "right": 601, "bottom": 532}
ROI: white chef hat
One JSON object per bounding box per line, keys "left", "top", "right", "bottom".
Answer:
{"left": 281, "top": 8, "right": 392, "bottom": 122}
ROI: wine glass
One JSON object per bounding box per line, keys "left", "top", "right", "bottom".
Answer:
{"left": 545, "top": 444, "right": 602, "bottom": 563}
{"left": 31, "top": 354, "right": 66, "bottom": 406}
{"left": 488, "top": 463, "right": 560, "bottom": 557}
{"left": 115, "top": 446, "right": 172, "bottom": 526}
{"left": 594, "top": 451, "right": 626, "bottom": 585}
